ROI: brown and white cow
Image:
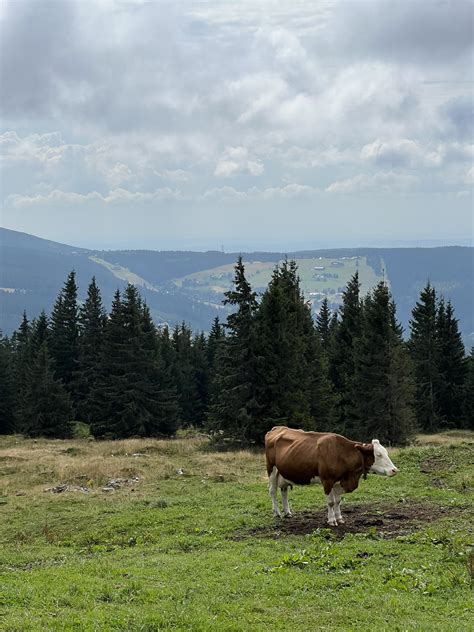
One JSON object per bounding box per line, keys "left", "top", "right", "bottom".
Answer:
{"left": 265, "top": 426, "right": 398, "bottom": 526}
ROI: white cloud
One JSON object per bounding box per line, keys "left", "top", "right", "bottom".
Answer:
{"left": 361, "top": 139, "right": 442, "bottom": 168}
{"left": 326, "top": 171, "right": 419, "bottom": 194}
{"left": 7, "top": 187, "right": 183, "bottom": 207}
{"left": 214, "top": 146, "right": 264, "bottom": 177}
{"left": 202, "top": 186, "right": 249, "bottom": 201}
{"left": 202, "top": 182, "right": 319, "bottom": 201}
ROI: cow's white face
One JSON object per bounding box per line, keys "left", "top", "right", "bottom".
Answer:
{"left": 369, "top": 439, "right": 398, "bottom": 476}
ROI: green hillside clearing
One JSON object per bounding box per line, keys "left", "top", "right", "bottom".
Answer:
{"left": 174, "top": 256, "right": 383, "bottom": 308}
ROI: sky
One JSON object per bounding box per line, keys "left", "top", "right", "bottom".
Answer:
{"left": 1, "top": 0, "right": 473, "bottom": 251}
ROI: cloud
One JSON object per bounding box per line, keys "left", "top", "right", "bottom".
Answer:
{"left": 326, "top": 171, "right": 419, "bottom": 195}
{"left": 0, "top": 2, "right": 79, "bottom": 116}
{"left": 214, "top": 146, "right": 264, "bottom": 177}
{"left": 328, "top": 1, "right": 473, "bottom": 66}
{"left": 203, "top": 183, "right": 319, "bottom": 200}
{"left": 7, "top": 187, "right": 183, "bottom": 207}
{"left": 361, "top": 139, "right": 443, "bottom": 169}
{"left": 442, "top": 95, "right": 474, "bottom": 140}
{"left": 202, "top": 186, "right": 249, "bottom": 201}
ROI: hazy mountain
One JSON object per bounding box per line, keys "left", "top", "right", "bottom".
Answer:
{"left": 1, "top": 228, "right": 472, "bottom": 346}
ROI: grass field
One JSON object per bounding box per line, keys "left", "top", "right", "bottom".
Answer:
{"left": 0, "top": 432, "right": 473, "bottom": 631}
{"left": 174, "top": 257, "right": 382, "bottom": 303}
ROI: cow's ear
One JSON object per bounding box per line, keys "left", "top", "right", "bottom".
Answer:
{"left": 354, "top": 443, "right": 374, "bottom": 454}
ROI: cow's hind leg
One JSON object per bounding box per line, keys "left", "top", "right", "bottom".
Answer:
{"left": 278, "top": 475, "right": 292, "bottom": 518}
{"left": 332, "top": 483, "right": 345, "bottom": 525}
{"left": 323, "top": 480, "right": 338, "bottom": 527}
{"left": 326, "top": 491, "right": 338, "bottom": 527}
{"left": 268, "top": 467, "right": 282, "bottom": 518}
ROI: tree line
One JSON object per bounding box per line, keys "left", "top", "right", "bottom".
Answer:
{"left": 0, "top": 261, "right": 472, "bottom": 443}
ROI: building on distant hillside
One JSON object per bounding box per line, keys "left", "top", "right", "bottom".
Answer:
{"left": 331, "top": 261, "right": 344, "bottom": 267}
{"left": 314, "top": 266, "right": 325, "bottom": 270}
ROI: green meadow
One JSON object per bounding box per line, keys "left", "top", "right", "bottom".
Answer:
{"left": 0, "top": 432, "right": 473, "bottom": 631}
{"left": 174, "top": 257, "right": 382, "bottom": 300}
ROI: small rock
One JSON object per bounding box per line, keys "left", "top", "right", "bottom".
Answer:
{"left": 45, "top": 484, "right": 69, "bottom": 494}
{"left": 102, "top": 477, "right": 139, "bottom": 492}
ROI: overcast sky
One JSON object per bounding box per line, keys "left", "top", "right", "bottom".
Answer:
{"left": 1, "top": 1, "right": 473, "bottom": 251}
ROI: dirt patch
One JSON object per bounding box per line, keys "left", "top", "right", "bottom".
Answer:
{"left": 235, "top": 503, "right": 463, "bottom": 541}
{"left": 420, "top": 457, "right": 453, "bottom": 473}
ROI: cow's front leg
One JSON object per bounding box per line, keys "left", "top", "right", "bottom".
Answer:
{"left": 281, "top": 486, "right": 292, "bottom": 517}
{"left": 268, "top": 467, "right": 282, "bottom": 518}
{"left": 332, "top": 483, "right": 345, "bottom": 525}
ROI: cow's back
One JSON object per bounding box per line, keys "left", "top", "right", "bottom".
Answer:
{"left": 265, "top": 426, "right": 362, "bottom": 486}
{"left": 265, "top": 426, "right": 329, "bottom": 483}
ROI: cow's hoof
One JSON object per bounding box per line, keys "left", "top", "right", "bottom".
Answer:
{"left": 336, "top": 518, "right": 345, "bottom": 525}
{"left": 273, "top": 510, "right": 282, "bottom": 518}
{"left": 328, "top": 519, "right": 338, "bottom": 527}
{"left": 283, "top": 511, "right": 293, "bottom": 518}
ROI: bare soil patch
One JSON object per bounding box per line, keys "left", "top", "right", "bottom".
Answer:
{"left": 235, "top": 503, "right": 463, "bottom": 541}
{"left": 420, "top": 457, "right": 453, "bottom": 473}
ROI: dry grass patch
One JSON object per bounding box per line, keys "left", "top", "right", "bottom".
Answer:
{"left": 0, "top": 437, "right": 265, "bottom": 498}
{"left": 415, "top": 430, "right": 474, "bottom": 446}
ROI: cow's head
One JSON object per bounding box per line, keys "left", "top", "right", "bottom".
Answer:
{"left": 369, "top": 439, "right": 398, "bottom": 476}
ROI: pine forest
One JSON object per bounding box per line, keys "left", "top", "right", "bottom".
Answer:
{"left": 0, "top": 261, "right": 472, "bottom": 444}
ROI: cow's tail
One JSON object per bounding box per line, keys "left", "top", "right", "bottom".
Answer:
{"left": 264, "top": 429, "right": 277, "bottom": 477}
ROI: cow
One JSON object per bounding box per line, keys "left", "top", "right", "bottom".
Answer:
{"left": 265, "top": 426, "right": 398, "bottom": 526}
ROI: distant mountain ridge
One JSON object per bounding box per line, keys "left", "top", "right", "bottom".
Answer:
{"left": 1, "top": 228, "right": 472, "bottom": 346}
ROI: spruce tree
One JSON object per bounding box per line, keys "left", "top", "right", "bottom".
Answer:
{"left": 155, "top": 326, "right": 180, "bottom": 435}
{"left": 0, "top": 333, "right": 15, "bottom": 434}
{"left": 89, "top": 289, "right": 126, "bottom": 437}
{"left": 90, "top": 285, "right": 179, "bottom": 438}
{"left": 207, "top": 316, "right": 224, "bottom": 369}
{"left": 207, "top": 257, "right": 259, "bottom": 440}
{"left": 353, "top": 282, "right": 415, "bottom": 444}
{"left": 436, "top": 300, "right": 467, "bottom": 427}
{"left": 172, "top": 323, "right": 201, "bottom": 427}
{"left": 96, "top": 284, "right": 147, "bottom": 438}
{"left": 12, "top": 312, "right": 32, "bottom": 433}
{"left": 409, "top": 282, "right": 441, "bottom": 431}
{"left": 22, "top": 341, "right": 73, "bottom": 438}
{"left": 192, "top": 331, "right": 211, "bottom": 427}
{"left": 255, "top": 260, "right": 334, "bottom": 438}
{"left": 139, "top": 303, "right": 179, "bottom": 436}
{"left": 329, "top": 272, "right": 362, "bottom": 436}
{"left": 30, "top": 311, "right": 50, "bottom": 354}
{"left": 75, "top": 277, "right": 107, "bottom": 423}
{"left": 462, "top": 348, "right": 474, "bottom": 429}
{"left": 316, "top": 297, "right": 331, "bottom": 352}
{"left": 50, "top": 271, "right": 79, "bottom": 407}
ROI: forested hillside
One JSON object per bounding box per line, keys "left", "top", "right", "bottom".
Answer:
{"left": 1, "top": 228, "right": 472, "bottom": 345}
